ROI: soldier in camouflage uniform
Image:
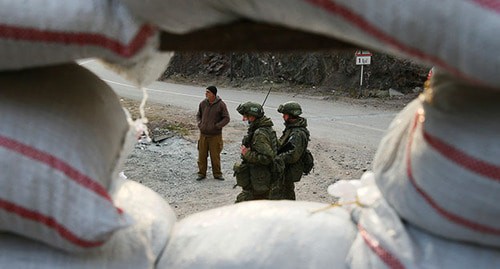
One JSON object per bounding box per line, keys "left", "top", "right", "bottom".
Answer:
{"left": 273, "top": 101, "right": 310, "bottom": 200}
{"left": 233, "top": 102, "right": 279, "bottom": 203}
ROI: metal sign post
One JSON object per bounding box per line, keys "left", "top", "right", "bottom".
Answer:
{"left": 360, "top": 64, "right": 364, "bottom": 86}
{"left": 355, "top": 50, "right": 372, "bottom": 96}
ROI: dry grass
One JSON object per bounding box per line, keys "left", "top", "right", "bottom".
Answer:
{"left": 119, "top": 98, "right": 198, "bottom": 138}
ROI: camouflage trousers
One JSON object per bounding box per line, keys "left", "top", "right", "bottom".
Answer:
{"left": 269, "top": 178, "right": 296, "bottom": 200}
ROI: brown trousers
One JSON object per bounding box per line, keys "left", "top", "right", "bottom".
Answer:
{"left": 197, "top": 133, "right": 223, "bottom": 177}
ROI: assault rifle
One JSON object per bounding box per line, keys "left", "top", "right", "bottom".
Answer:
{"left": 277, "top": 141, "right": 294, "bottom": 155}
{"left": 261, "top": 86, "right": 272, "bottom": 108}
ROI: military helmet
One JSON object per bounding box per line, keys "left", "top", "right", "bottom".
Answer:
{"left": 237, "top": 101, "right": 264, "bottom": 118}
{"left": 277, "top": 101, "right": 302, "bottom": 116}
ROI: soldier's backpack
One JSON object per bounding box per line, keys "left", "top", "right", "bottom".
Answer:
{"left": 301, "top": 149, "right": 314, "bottom": 175}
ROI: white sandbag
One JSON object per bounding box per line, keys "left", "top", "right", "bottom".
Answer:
{"left": 1, "top": 1, "right": 499, "bottom": 89}
{"left": 0, "top": 64, "right": 135, "bottom": 252}
{"left": 347, "top": 194, "right": 500, "bottom": 269}
{"left": 119, "top": 0, "right": 500, "bottom": 89}
{"left": 0, "top": 0, "right": 160, "bottom": 84}
{"left": 158, "top": 200, "right": 357, "bottom": 269}
{"left": 0, "top": 178, "right": 177, "bottom": 269}
{"left": 325, "top": 172, "right": 500, "bottom": 268}
{"left": 373, "top": 69, "right": 500, "bottom": 247}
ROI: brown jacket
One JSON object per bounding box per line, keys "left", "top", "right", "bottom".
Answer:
{"left": 196, "top": 96, "right": 230, "bottom": 135}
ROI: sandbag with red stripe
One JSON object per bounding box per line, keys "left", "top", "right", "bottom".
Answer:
{"left": 373, "top": 69, "right": 500, "bottom": 247}
{"left": 0, "top": 0, "right": 158, "bottom": 73}
{"left": 2, "top": 0, "right": 499, "bottom": 90}
{"left": 347, "top": 191, "right": 500, "bottom": 269}
{"left": 0, "top": 177, "right": 177, "bottom": 268}
{"left": 0, "top": 63, "right": 134, "bottom": 252}
{"left": 119, "top": 0, "right": 500, "bottom": 89}
{"left": 326, "top": 173, "right": 500, "bottom": 268}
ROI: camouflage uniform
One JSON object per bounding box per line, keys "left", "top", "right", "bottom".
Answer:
{"left": 234, "top": 102, "right": 279, "bottom": 203}
{"left": 272, "top": 102, "right": 310, "bottom": 200}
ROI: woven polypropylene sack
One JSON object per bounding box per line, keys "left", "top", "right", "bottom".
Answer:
{"left": 0, "top": 0, "right": 158, "bottom": 72}
{"left": 119, "top": 0, "right": 500, "bottom": 89}
{"left": 0, "top": 178, "right": 177, "bottom": 268}
{"left": 0, "top": 63, "right": 133, "bottom": 252}
{"left": 373, "top": 70, "right": 500, "bottom": 247}
{"left": 2, "top": 0, "right": 499, "bottom": 89}
{"left": 347, "top": 194, "right": 500, "bottom": 269}
{"left": 159, "top": 200, "right": 356, "bottom": 269}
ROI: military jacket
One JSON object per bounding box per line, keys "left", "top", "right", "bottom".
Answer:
{"left": 278, "top": 117, "right": 310, "bottom": 182}
{"left": 240, "top": 116, "right": 279, "bottom": 193}
{"left": 242, "top": 116, "right": 278, "bottom": 166}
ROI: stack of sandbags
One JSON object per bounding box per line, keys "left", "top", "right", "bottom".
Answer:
{"left": 374, "top": 69, "right": 500, "bottom": 247}
{"left": 0, "top": 177, "right": 177, "bottom": 268}
{"left": 0, "top": 64, "right": 177, "bottom": 268}
{"left": 328, "top": 172, "right": 500, "bottom": 268}
{"left": 1, "top": 1, "right": 498, "bottom": 268}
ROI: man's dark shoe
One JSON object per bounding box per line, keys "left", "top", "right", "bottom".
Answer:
{"left": 196, "top": 175, "right": 206, "bottom": 181}
{"left": 214, "top": 176, "right": 225, "bottom": 181}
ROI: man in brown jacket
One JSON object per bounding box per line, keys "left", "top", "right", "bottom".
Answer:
{"left": 196, "top": 86, "right": 230, "bottom": 181}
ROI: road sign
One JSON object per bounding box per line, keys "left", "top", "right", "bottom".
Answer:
{"left": 355, "top": 50, "right": 372, "bottom": 65}
{"left": 355, "top": 50, "right": 372, "bottom": 57}
{"left": 356, "top": 56, "right": 371, "bottom": 65}
{"left": 355, "top": 50, "right": 372, "bottom": 87}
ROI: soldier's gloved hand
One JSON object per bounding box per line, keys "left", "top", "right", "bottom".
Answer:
{"left": 242, "top": 135, "right": 250, "bottom": 147}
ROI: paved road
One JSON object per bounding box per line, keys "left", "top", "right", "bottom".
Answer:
{"left": 80, "top": 59, "right": 398, "bottom": 152}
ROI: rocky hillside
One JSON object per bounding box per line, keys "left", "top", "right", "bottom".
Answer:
{"left": 161, "top": 51, "right": 431, "bottom": 97}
